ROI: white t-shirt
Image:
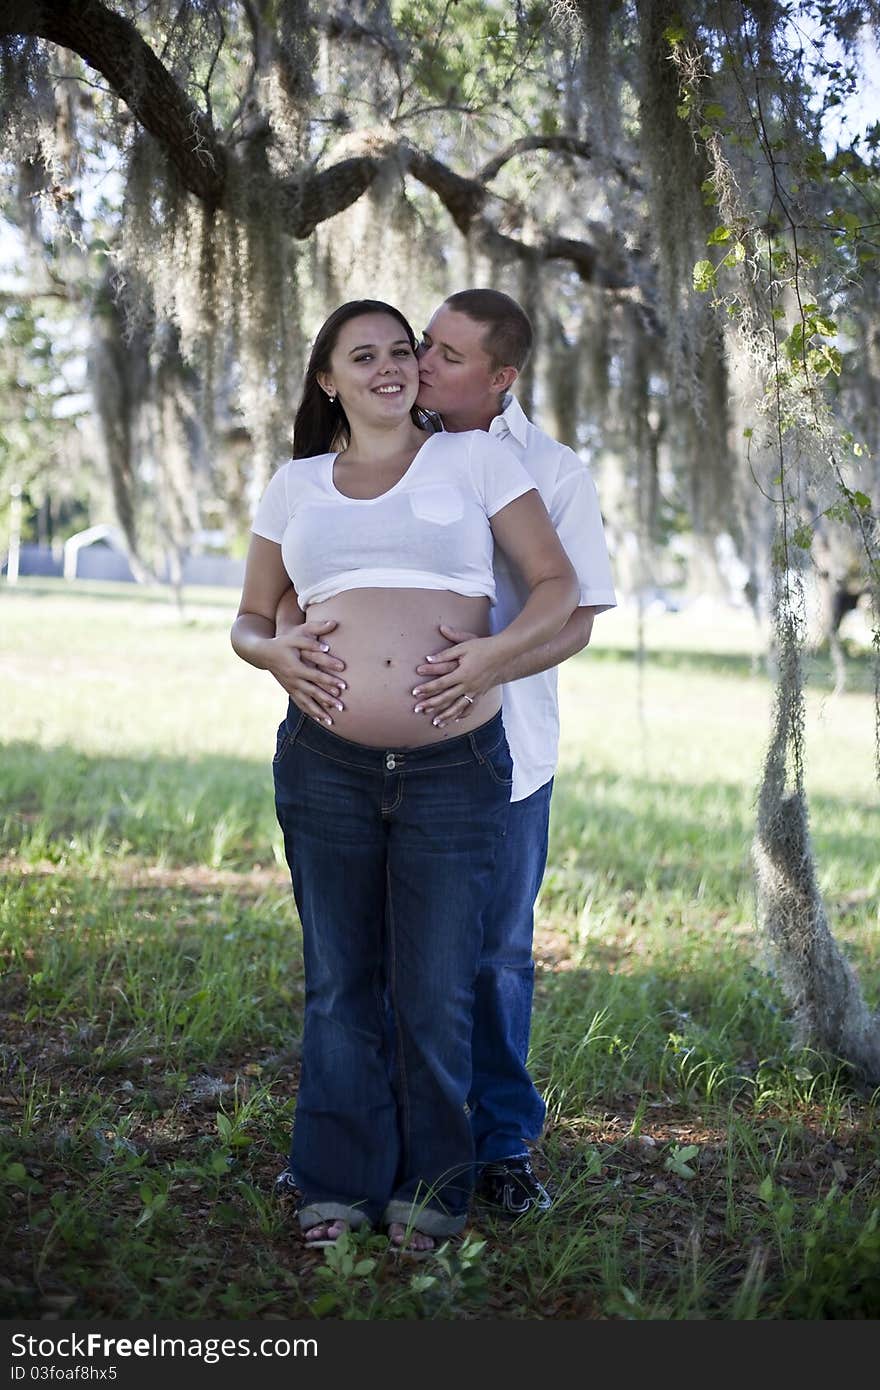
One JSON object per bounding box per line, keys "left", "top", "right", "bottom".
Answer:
{"left": 250, "top": 429, "right": 535, "bottom": 608}
{"left": 487, "top": 395, "right": 617, "bottom": 802}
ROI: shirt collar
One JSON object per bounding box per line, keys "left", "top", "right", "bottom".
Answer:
{"left": 489, "top": 392, "right": 529, "bottom": 447}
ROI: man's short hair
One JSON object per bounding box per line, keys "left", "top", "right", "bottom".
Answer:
{"left": 443, "top": 288, "right": 533, "bottom": 372}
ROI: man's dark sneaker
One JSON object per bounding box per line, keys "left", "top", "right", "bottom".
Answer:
{"left": 475, "top": 1157, "right": 553, "bottom": 1218}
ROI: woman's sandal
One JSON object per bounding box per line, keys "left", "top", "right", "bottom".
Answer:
{"left": 386, "top": 1221, "right": 436, "bottom": 1260}
{"left": 302, "top": 1219, "right": 350, "bottom": 1248}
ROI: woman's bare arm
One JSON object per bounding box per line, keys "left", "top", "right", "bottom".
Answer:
{"left": 230, "top": 536, "right": 347, "bottom": 724}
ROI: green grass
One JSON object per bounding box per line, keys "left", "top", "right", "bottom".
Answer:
{"left": 1, "top": 578, "right": 879, "bottom": 1319}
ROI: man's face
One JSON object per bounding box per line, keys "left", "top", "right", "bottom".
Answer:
{"left": 416, "top": 305, "right": 502, "bottom": 421}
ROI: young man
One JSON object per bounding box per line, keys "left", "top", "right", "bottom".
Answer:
{"left": 411, "top": 290, "right": 616, "bottom": 1215}
{"left": 272, "top": 290, "right": 615, "bottom": 1217}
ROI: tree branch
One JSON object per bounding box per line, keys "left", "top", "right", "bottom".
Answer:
{"left": 278, "top": 156, "right": 383, "bottom": 237}
{"left": 0, "top": 0, "right": 227, "bottom": 202}
{"left": 478, "top": 134, "right": 640, "bottom": 189}
{"left": 0, "top": 3, "right": 651, "bottom": 305}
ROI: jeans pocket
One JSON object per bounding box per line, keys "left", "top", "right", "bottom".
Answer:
{"left": 481, "top": 739, "right": 513, "bottom": 787}
{"left": 273, "top": 709, "right": 305, "bottom": 766}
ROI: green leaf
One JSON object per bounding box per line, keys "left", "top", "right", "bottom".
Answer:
{"left": 707, "top": 225, "right": 732, "bottom": 244}
{"left": 758, "top": 1175, "right": 775, "bottom": 1203}
{"left": 353, "top": 1258, "right": 377, "bottom": 1276}
{"left": 310, "top": 1292, "right": 340, "bottom": 1316}
{"left": 5, "top": 1162, "right": 29, "bottom": 1184}
{"left": 409, "top": 1274, "right": 437, "bottom": 1293}
{"left": 664, "top": 24, "right": 687, "bottom": 44}
{"left": 812, "top": 344, "right": 842, "bottom": 376}
{"left": 721, "top": 241, "right": 746, "bottom": 267}
{"left": 703, "top": 103, "right": 726, "bottom": 120}
{"left": 792, "top": 522, "right": 813, "bottom": 550}
{"left": 693, "top": 259, "right": 716, "bottom": 292}
{"left": 853, "top": 491, "right": 871, "bottom": 509}
{"left": 742, "top": 427, "right": 753, "bottom": 439}
{"left": 664, "top": 1143, "right": 700, "bottom": 1179}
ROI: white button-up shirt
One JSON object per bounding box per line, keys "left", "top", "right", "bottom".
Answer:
{"left": 488, "top": 394, "right": 616, "bottom": 802}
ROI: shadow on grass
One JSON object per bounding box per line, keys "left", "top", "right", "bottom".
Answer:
{"left": 1, "top": 739, "right": 278, "bottom": 870}
{"left": 586, "top": 641, "right": 876, "bottom": 694}
{"left": 3, "top": 739, "right": 876, "bottom": 908}
{"left": 549, "top": 764, "right": 878, "bottom": 908}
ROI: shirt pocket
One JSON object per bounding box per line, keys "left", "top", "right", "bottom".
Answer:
{"left": 409, "top": 484, "right": 464, "bottom": 526}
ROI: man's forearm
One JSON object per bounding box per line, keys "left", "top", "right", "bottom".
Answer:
{"left": 275, "top": 585, "right": 305, "bottom": 634}
{"left": 495, "top": 606, "right": 596, "bottom": 683}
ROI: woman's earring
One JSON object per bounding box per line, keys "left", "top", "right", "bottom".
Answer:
{"left": 325, "top": 388, "right": 336, "bottom": 402}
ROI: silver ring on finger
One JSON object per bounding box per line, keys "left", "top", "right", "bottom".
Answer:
{"left": 462, "top": 694, "right": 475, "bottom": 706}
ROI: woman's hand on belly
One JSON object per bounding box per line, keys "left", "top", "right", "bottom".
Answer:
{"left": 265, "top": 620, "right": 348, "bottom": 725}
{"left": 412, "top": 625, "right": 507, "bottom": 728}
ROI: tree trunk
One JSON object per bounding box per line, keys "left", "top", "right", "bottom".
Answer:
{"left": 752, "top": 565, "right": 880, "bottom": 1083}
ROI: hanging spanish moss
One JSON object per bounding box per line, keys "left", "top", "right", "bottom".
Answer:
{"left": 578, "top": 0, "right": 624, "bottom": 158}
{"left": 580, "top": 286, "right": 612, "bottom": 428}
{"left": 666, "top": 18, "right": 880, "bottom": 1071}
{"left": 115, "top": 118, "right": 305, "bottom": 494}
{"left": 264, "top": 0, "right": 318, "bottom": 162}
{"left": 313, "top": 140, "right": 420, "bottom": 320}
{"left": 223, "top": 140, "right": 302, "bottom": 482}
{"left": 87, "top": 264, "right": 151, "bottom": 579}
{"left": 1, "top": 35, "right": 74, "bottom": 257}
{"left": 152, "top": 318, "right": 204, "bottom": 607}
{"left": 635, "top": 0, "right": 714, "bottom": 398}
{"left": 753, "top": 561, "right": 880, "bottom": 1082}
{"left": 512, "top": 258, "right": 542, "bottom": 420}
{"left": 541, "top": 310, "right": 581, "bottom": 450}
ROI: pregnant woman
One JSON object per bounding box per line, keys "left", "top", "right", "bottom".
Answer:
{"left": 231, "top": 300, "right": 577, "bottom": 1253}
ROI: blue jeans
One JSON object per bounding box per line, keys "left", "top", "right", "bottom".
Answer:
{"left": 273, "top": 707, "right": 513, "bottom": 1236}
{"left": 468, "top": 778, "right": 553, "bottom": 1165}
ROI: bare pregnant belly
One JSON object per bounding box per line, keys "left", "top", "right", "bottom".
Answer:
{"left": 305, "top": 588, "right": 502, "bottom": 748}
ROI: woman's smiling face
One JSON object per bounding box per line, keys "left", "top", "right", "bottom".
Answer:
{"left": 319, "top": 312, "right": 420, "bottom": 431}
